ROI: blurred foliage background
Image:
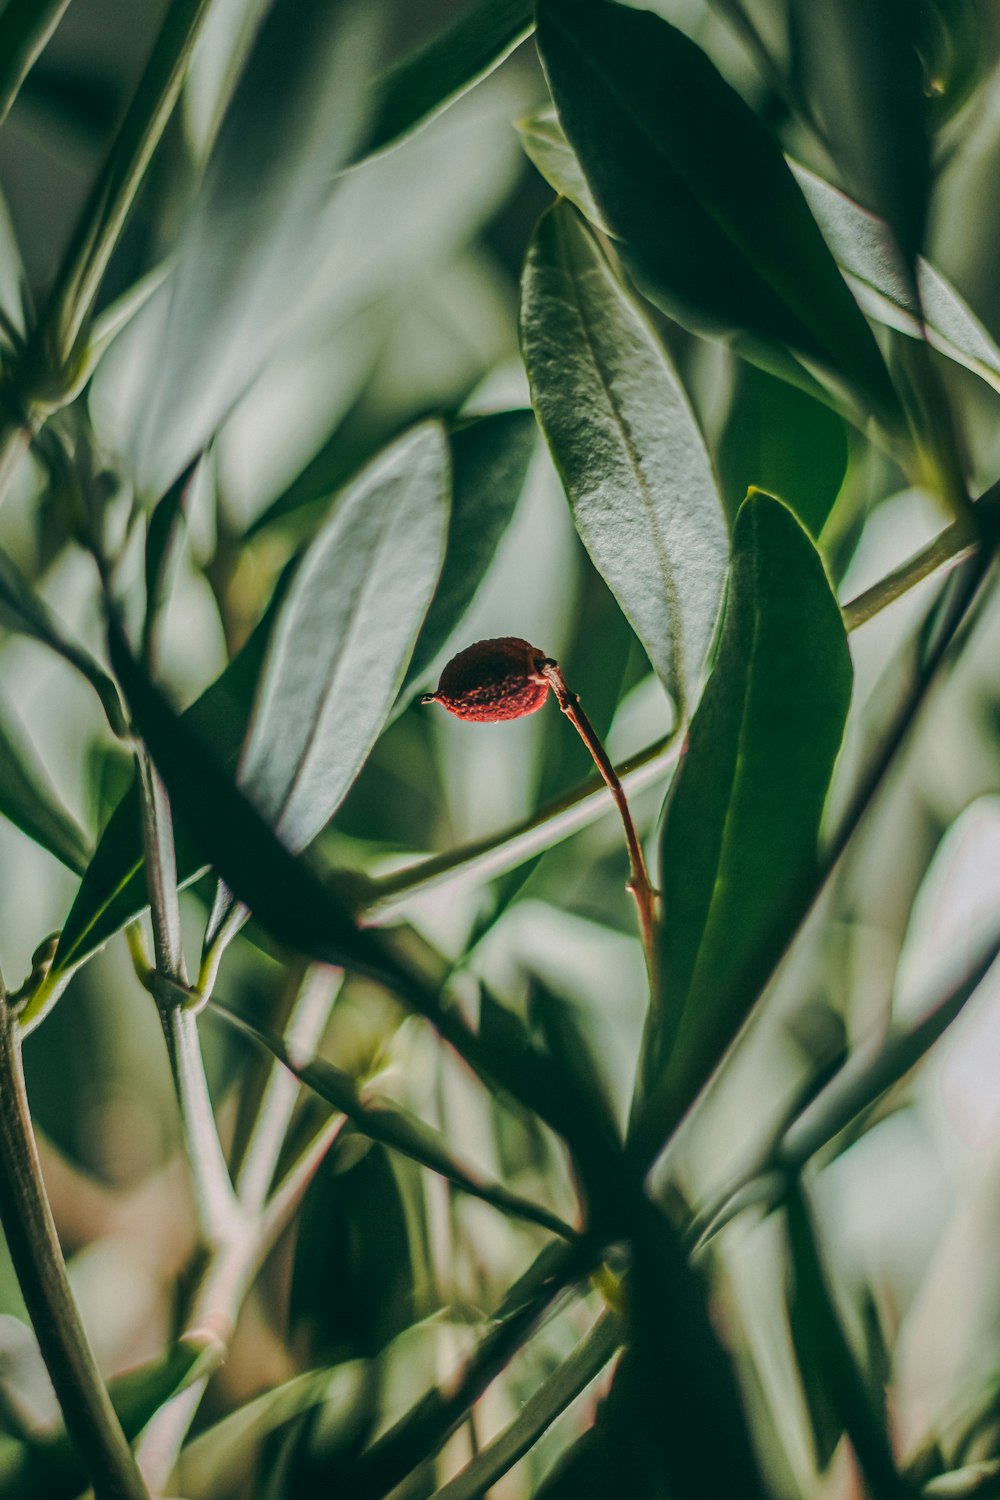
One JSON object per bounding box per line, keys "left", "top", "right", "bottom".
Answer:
{"left": 3, "top": 0, "right": 1000, "bottom": 1496}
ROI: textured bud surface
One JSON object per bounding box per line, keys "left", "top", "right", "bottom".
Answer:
{"left": 426, "top": 637, "right": 551, "bottom": 721}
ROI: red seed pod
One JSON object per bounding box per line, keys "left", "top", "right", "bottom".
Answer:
{"left": 423, "top": 637, "right": 552, "bottom": 722}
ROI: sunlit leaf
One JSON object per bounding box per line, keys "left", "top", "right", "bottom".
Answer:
{"left": 236, "top": 421, "right": 449, "bottom": 852}
{"left": 636, "top": 494, "right": 852, "bottom": 1157}
{"left": 515, "top": 105, "right": 607, "bottom": 231}
{"left": 132, "top": 0, "right": 379, "bottom": 494}
{"left": 522, "top": 201, "right": 727, "bottom": 712}
{"left": 357, "top": 0, "right": 533, "bottom": 161}
{"left": 0, "top": 695, "right": 90, "bottom": 874}
{"left": 535, "top": 0, "right": 900, "bottom": 426}
{"left": 792, "top": 161, "right": 1000, "bottom": 397}
{"left": 400, "top": 409, "right": 536, "bottom": 700}
{"left": 215, "top": 1000, "right": 576, "bottom": 1238}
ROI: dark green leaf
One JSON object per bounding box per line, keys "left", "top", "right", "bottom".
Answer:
{"left": 521, "top": 201, "right": 728, "bottom": 712}
{"left": 792, "top": 161, "right": 1000, "bottom": 396}
{"left": 535, "top": 0, "right": 900, "bottom": 426}
{"left": 132, "top": 0, "right": 379, "bottom": 494}
{"left": 236, "top": 422, "right": 449, "bottom": 853}
{"left": 0, "top": 0, "right": 72, "bottom": 129}
{"left": 291, "top": 1138, "right": 421, "bottom": 1361}
{"left": 357, "top": 0, "right": 533, "bottom": 161}
{"left": 789, "top": 0, "right": 930, "bottom": 284}
{"left": 0, "top": 696, "right": 90, "bottom": 874}
{"left": 401, "top": 409, "right": 536, "bottom": 700}
{"left": 142, "top": 454, "right": 200, "bottom": 666}
{"left": 539, "top": 1198, "right": 768, "bottom": 1498}
{"left": 636, "top": 494, "right": 853, "bottom": 1157}
{"left": 716, "top": 362, "right": 848, "bottom": 537}
{"left": 0, "top": 546, "right": 126, "bottom": 736}
{"left": 919, "top": 0, "right": 988, "bottom": 123}
{"left": 784, "top": 1182, "right": 911, "bottom": 1500}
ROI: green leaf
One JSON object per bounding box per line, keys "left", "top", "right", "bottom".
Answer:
{"left": 357, "top": 0, "right": 533, "bottom": 162}
{"left": 38, "top": 421, "right": 448, "bottom": 1010}
{"left": 0, "top": 695, "right": 90, "bottom": 874}
{"left": 1, "top": 1336, "right": 214, "bottom": 1500}
{"left": 716, "top": 362, "right": 848, "bottom": 537}
{"left": 0, "top": 0, "right": 72, "bottom": 130}
{"left": 401, "top": 409, "right": 536, "bottom": 700}
{"left": 521, "top": 201, "right": 728, "bottom": 712}
{"left": 535, "top": 0, "right": 900, "bottom": 426}
{"left": 515, "top": 105, "right": 607, "bottom": 232}
{"left": 784, "top": 1182, "right": 910, "bottom": 1500}
{"left": 0, "top": 546, "right": 126, "bottom": 736}
{"left": 636, "top": 494, "right": 852, "bottom": 1156}
{"left": 789, "top": 0, "right": 930, "bottom": 284}
{"left": 237, "top": 421, "right": 449, "bottom": 853}
{"left": 436, "top": 1311, "right": 622, "bottom": 1500}
{"left": 142, "top": 454, "right": 200, "bottom": 665}
{"left": 538, "top": 1200, "right": 769, "bottom": 1498}
{"left": 24, "top": 592, "right": 282, "bottom": 1028}
{"left": 792, "top": 161, "right": 1000, "bottom": 397}
{"left": 103, "top": 624, "right": 430, "bottom": 999}
{"left": 290, "top": 1138, "right": 420, "bottom": 1361}
{"left": 131, "top": 0, "right": 379, "bottom": 494}
{"left": 214, "top": 1001, "right": 576, "bottom": 1239}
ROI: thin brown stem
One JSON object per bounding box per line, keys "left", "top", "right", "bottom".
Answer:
{"left": 538, "top": 661, "right": 658, "bottom": 972}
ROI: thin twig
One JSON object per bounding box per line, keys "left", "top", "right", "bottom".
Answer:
{"left": 236, "top": 964, "right": 344, "bottom": 1212}
{"left": 539, "top": 661, "right": 658, "bottom": 972}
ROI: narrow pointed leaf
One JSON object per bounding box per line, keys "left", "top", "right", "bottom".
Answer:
{"left": 535, "top": 0, "right": 900, "bottom": 424}
{"left": 216, "top": 1002, "right": 576, "bottom": 1240}
{"left": 636, "top": 494, "right": 852, "bottom": 1156}
{"left": 132, "top": 0, "right": 378, "bottom": 494}
{"left": 401, "top": 409, "right": 536, "bottom": 700}
{"left": 522, "top": 201, "right": 727, "bottom": 711}
{"left": 784, "top": 1182, "right": 911, "bottom": 1499}
{"left": 515, "top": 105, "right": 607, "bottom": 231}
{"left": 0, "top": 0, "right": 72, "bottom": 129}
{"left": 792, "top": 161, "right": 1000, "bottom": 396}
{"left": 357, "top": 0, "right": 533, "bottom": 162}
{"left": 789, "top": 0, "right": 930, "bottom": 286}
{"left": 521, "top": 110, "right": 1000, "bottom": 403}
{"left": 0, "top": 547, "right": 126, "bottom": 735}
{"left": 0, "top": 699, "right": 90, "bottom": 874}
{"left": 238, "top": 422, "right": 449, "bottom": 851}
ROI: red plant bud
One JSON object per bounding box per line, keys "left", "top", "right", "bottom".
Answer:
{"left": 423, "top": 637, "right": 552, "bottom": 721}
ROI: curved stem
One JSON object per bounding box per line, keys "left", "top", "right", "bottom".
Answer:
{"left": 0, "top": 987, "right": 151, "bottom": 1500}
{"left": 540, "top": 661, "right": 658, "bottom": 974}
